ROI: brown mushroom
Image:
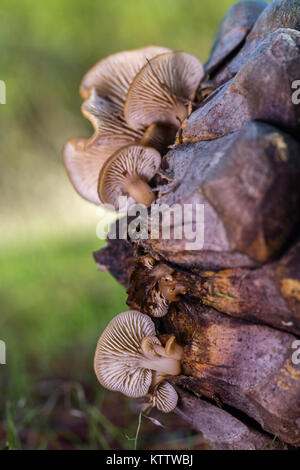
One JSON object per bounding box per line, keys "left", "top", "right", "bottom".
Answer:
{"left": 98, "top": 145, "right": 161, "bottom": 210}
{"left": 124, "top": 51, "right": 204, "bottom": 131}
{"left": 158, "top": 274, "right": 187, "bottom": 302}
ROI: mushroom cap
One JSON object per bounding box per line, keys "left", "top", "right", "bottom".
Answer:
{"left": 63, "top": 137, "right": 117, "bottom": 205}
{"left": 151, "top": 382, "right": 178, "bottom": 413}
{"left": 124, "top": 51, "right": 204, "bottom": 131}
{"left": 94, "top": 310, "right": 157, "bottom": 398}
{"left": 82, "top": 88, "right": 143, "bottom": 144}
{"left": 80, "top": 46, "right": 171, "bottom": 108}
{"left": 64, "top": 91, "right": 144, "bottom": 205}
{"left": 98, "top": 144, "right": 161, "bottom": 210}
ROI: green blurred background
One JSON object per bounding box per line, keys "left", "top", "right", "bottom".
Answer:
{"left": 0, "top": 0, "right": 247, "bottom": 449}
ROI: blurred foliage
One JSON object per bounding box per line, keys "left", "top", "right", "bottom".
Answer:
{"left": 0, "top": 0, "right": 245, "bottom": 449}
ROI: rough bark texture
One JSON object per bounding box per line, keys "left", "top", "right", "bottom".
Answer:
{"left": 94, "top": 0, "right": 300, "bottom": 450}
{"left": 174, "top": 390, "right": 287, "bottom": 450}
{"left": 185, "top": 29, "right": 300, "bottom": 142}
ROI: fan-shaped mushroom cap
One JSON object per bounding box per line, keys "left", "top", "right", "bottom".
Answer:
{"left": 63, "top": 138, "right": 116, "bottom": 205}
{"left": 80, "top": 46, "right": 171, "bottom": 107}
{"left": 125, "top": 51, "right": 204, "bottom": 131}
{"left": 64, "top": 90, "right": 145, "bottom": 205}
{"left": 94, "top": 310, "right": 182, "bottom": 398}
{"left": 98, "top": 145, "right": 161, "bottom": 210}
{"left": 151, "top": 382, "right": 178, "bottom": 413}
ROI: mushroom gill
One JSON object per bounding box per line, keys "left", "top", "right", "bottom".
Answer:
{"left": 94, "top": 310, "right": 182, "bottom": 406}
{"left": 124, "top": 51, "right": 204, "bottom": 131}
{"left": 98, "top": 145, "right": 161, "bottom": 210}
{"left": 80, "top": 46, "right": 171, "bottom": 106}
{"left": 64, "top": 47, "right": 176, "bottom": 205}
{"left": 150, "top": 382, "right": 179, "bottom": 413}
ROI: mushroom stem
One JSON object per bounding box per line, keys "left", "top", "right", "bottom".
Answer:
{"left": 125, "top": 175, "right": 156, "bottom": 206}
{"left": 174, "top": 100, "right": 189, "bottom": 125}
{"left": 141, "top": 355, "right": 181, "bottom": 376}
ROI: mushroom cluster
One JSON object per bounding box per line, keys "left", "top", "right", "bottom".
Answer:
{"left": 63, "top": 47, "right": 204, "bottom": 209}
{"left": 127, "top": 259, "right": 187, "bottom": 318}
{"left": 94, "top": 310, "right": 183, "bottom": 413}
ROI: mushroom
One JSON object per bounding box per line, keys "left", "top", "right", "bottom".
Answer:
{"left": 98, "top": 145, "right": 161, "bottom": 210}
{"left": 63, "top": 92, "right": 143, "bottom": 205}
{"left": 83, "top": 89, "right": 175, "bottom": 155}
{"left": 64, "top": 47, "right": 171, "bottom": 205}
{"left": 63, "top": 137, "right": 116, "bottom": 205}
{"left": 158, "top": 274, "right": 187, "bottom": 302}
{"left": 94, "top": 310, "right": 182, "bottom": 400}
{"left": 124, "top": 51, "right": 204, "bottom": 131}
{"left": 80, "top": 46, "right": 171, "bottom": 106}
{"left": 148, "top": 265, "right": 187, "bottom": 317}
{"left": 149, "top": 381, "right": 179, "bottom": 413}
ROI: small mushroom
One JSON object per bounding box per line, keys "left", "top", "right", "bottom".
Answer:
{"left": 124, "top": 51, "right": 204, "bottom": 131}
{"left": 158, "top": 274, "right": 187, "bottom": 302}
{"left": 80, "top": 46, "right": 171, "bottom": 105}
{"left": 150, "top": 265, "right": 187, "bottom": 315}
{"left": 142, "top": 381, "right": 178, "bottom": 414}
{"left": 149, "top": 382, "right": 178, "bottom": 413}
{"left": 128, "top": 262, "right": 188, "bottom": 318}
{"left": 94, "top": 310, "right": 182, "bottom": 399}
{"left": 98, "top": 145, "right": 161, "bottom": 210}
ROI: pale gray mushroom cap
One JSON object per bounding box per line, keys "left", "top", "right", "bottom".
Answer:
{"left": 151, "top": 382, "right": 178, "bottom": 413}
{"left": 124, "top": 51, "right": 204, "bottom": 131}
{"left": 98, "top": 145, "right": 161, "bottom": 210}
{"left": 80, "top": 46, "right": 171, "bottom": 109}
{"left": 94, "top": 310, "right": 158, "bottom": 398}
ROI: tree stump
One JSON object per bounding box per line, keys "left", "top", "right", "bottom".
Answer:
{"left": 94, "top": 0, "right": 300, "bottom": 450}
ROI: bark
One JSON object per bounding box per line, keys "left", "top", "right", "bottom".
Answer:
{"left": 174, "top": 390, "right": 287, "bottom": 450}
{"left": 210, "top": 0, "right": 300, "bottom": 86}
{"left": 185, "top": 29, "right": 300, "bottom": 142}
{"left": 162, "top": 303, "right": 300, "bottom": 446}
{"left": 94, "top": 0, "right": 300, "bottom": 449}
{"left": 205, "top": 0, "right": 268, "bottom": 76}
{"left": 127, "top": 239, "right": 300, "bottom": 335}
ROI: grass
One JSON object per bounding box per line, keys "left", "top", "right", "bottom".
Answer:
{"left": 0, "top": 233, "right": 132, "bottom": 449}
{"left": 0, "top": 234, "right": 127, "bottom": 400}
